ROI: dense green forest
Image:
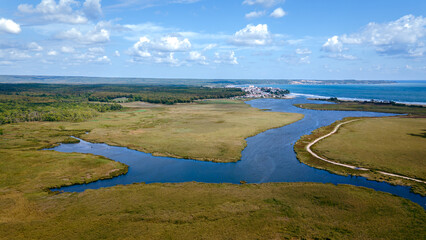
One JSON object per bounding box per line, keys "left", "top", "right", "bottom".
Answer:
{"left": 0, "top": 83, "right": 244, "bottom": 124}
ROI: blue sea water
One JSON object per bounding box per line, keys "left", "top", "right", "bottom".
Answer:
{"left": 255, "top": 80, "right": 426, "bottom": 104}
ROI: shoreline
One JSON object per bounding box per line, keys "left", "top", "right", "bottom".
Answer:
{"left": 295, "top": 93, "right": 426, "bottom": 107}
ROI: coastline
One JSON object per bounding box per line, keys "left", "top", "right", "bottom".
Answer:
{"left": 299, "top": 94, "right": 426, "bottom": 107}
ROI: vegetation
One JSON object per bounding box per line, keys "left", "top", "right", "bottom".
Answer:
{"left": 0, "top": 101, "right": 122, "bottom": 124}
{"left": 296, "top": 99, "right": 426, "bottom": 116}
{"left": 2, "top": 181, "right": 425, "bottom": 240}
{"left": 295, "top": 117, "right": 426, "bottom": 196}
{"left": 0, "top": 123, "right": 424, "bottom": 239}
{"left": 0, "top": 83, "right": 247, "bottom": 124}
{"left": 0, "top": 88, "right": 424, "bottom": 239}
{"left": 0, "top": 83, "right": 245, "bottom": 105}
{"left": 1, "top": 99, "right": 300, "bottom": 163}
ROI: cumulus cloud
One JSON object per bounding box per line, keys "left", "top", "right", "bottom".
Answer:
{"left": 188, "top": 51, "right": 207, "bottom": 65}
{"left": 18, "top": 0, "right": 104, "bottom": 25}
{"left": 132, "top": 35, "right": 191, "bottom": 53}
{"left": 83, "top": 0, "right": 102, "bottom": 20}
{"left": 56, "top": 24, "right": 110, "bottom": 44}
{"left": 245, "top": 11, "right": 266, "bottom": 19}
{"left": 322, "top": 36, "right": 343, "bottom": 53}
{"left": 18, "top": 0, "right": 89, "bottom": 24}
{"left": 130, "top": 35, "right": 191, "bottom": 65}
{"left": 232, "top": 24, "right": 271, "bottom": 46}
{"left": 270, "top": 8, "right": 286, "bottom": 18}
{"left": 242, "top": 0, "right": 284, "bottom": 7}
{"left": 214, "top": 51, "right": 238, "bottom": 65}
{"left": 0, "top": 18, "right": 21, "bottom": 34}
{"left": 114, "top": 50, "right": 120, "bottom": 57}
{"left": 324, "top": 15, "right": 426, "bottom": 57}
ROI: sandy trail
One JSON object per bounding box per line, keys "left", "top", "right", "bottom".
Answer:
{"left": 306, "top": 119, "right": 426, "bottom": 184}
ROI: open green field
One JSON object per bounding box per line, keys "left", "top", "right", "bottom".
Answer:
{"left": 295, "top": 117, "right": 426, "bottom": 195}
{"left": 297, "top": 101, "right": 426, "bottom": 115}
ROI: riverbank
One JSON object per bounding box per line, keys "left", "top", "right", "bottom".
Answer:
{"left": 1, "top": 180, "right": 424, "bottom": 240}
{"left": 296, "top": 100, "right": 426, "bottom": 115}
{"left": 71, "top": 99, "right": 303, "bottom": 163}
{"left": 295, "top": 117, "right": 426, "bottom": 196}
{"left": 1, "top": 97, "right": 425, "bottom": 239}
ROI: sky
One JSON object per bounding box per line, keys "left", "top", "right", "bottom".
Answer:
{"left": 0, "top": 0, "right": 425, "bottom": 80}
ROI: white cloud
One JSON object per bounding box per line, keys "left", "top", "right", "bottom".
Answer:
{"left": 56, "top": 25, "right": 110, "bottom": 44}
{"left": 132, "top": 35, "right": 191, "bottom": 54}
{"left": 326, "top": 15, "right": 426, "bottom": 57}
{"left": 83, "top": 0, "right": 102, "bottom": 20}
{"left": 88, "top": 47, "right": 104, "bottom": 53}
{"left": 188, "top": 51, "right": 207, "bottom": 65}
{"left": 295, "top": 48, "right": 311, "bottom": 55}
{"left": 214, "top": 51, "right": 238, "bottom": 65}
{"left": 322, "top": 36, "right": 343, "bottom": 53}
{"left": 95, "top": 55, "right": 110, "bottom": 63}
{"left": 61, "top": 46, "right": 75, "bottom": 53}
{"left": 270, "top": 8, "right": 286, "bottom": 18}
{"left": 0, "top": 18, "right": 21, "bottom": 34}
{"left": 232, "top": 24, "right": 271, "bottom": 46}
{"left": 47, "top": 50, "right": 58, "bottom": 56}
{"left": 245, "top": 11, "right": 266, "bottom": 19}
{"left": 203, "top": 44, "right": 217, "bottom": 51}
{"left": 154, "top": 53, "right": 180, "bottom": 65}
{"left": 324, "top": 53, "right": 357, "bottom": 60}
{"left": 18, "top": 0, "right": 88, "bottom": 24}
{"left": 130, "top": 35, "right": 191, "bottom": 65}
{"left": 242, "top": 0, "right": 284, "bottom": 7}
{"left": 280, "top": 49, "right": 311, "bottom": 64}
{"left": 0, "top": 49, "right": 31, "bottom": 61}
{"left": 114, "top": 50, "right": 120, "bottom": 57}
{"left": 108, "top": 0, "right": 200, "bottom": 10}
{"left": 28, "top": 42, "right": 43, "bottom": 51}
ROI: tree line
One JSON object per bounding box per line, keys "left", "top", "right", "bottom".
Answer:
{"left": 0, "top": 83, "right": 245, "bottom": 124}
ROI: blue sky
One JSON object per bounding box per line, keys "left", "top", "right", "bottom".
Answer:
{"left": 0, "top": 0, "right": 425, "bottom": 80}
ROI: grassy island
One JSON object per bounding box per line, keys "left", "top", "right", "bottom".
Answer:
{"left": 71, "top": 99, "right": 303, "bottom": 162}
{"left": 296, "top": 99, "right": 426, "bottom": 116}
{"left": 294, "top": 100, "right": 426, "bottom": 195}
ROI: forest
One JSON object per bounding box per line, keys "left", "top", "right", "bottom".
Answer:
{"left": 0, "top": 83, "right": 244, "bottom": 124}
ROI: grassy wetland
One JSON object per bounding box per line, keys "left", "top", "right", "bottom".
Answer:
{"left": 299, "top": 117, "right": 426, "bottom": 195}
{"left": 296, "top": 100, "right": 426, "bottom": 116}
{"left": 1, "top": 84, "right": 425, "bottom": 239}
{"left": 294, "top": 101, "right": 426, "bottom": 195}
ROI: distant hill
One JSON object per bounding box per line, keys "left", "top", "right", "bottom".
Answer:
{"left": 0, "top": 75, "right": 396, "bottom": 86}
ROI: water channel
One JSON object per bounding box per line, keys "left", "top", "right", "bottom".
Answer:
{"left": 48, "top": 97, "right": 425, "bottom": 208}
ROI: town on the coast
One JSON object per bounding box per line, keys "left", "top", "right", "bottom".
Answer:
{"left": 229, "top": 85, "right": 291, "bottom": 98}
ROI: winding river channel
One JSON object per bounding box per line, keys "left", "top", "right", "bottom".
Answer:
{"left": 49, "top": 97, "right": 425, "bottom": 208}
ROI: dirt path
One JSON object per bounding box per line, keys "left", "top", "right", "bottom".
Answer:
{"left": 307, "top": 119, "right": 426, "bottom": 184}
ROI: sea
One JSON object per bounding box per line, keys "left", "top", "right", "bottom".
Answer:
{"left": 254, "top": 80, "right": 426, "bottom": 105}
